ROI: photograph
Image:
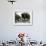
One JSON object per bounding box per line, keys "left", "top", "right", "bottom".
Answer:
{"left": 14, "top": 11, "right": 33, "bottom": 26}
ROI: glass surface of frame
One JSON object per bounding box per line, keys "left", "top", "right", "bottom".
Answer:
{"left": 14, "top": 11, "right": 33, "bottom": 26}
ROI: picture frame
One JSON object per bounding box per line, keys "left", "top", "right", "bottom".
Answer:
{"left": 13, "top": 11, "right": 33, "bottom": 26}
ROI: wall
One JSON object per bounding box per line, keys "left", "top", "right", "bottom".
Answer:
{"left": 0, "top": 0, "right": 46, "bottom": 41}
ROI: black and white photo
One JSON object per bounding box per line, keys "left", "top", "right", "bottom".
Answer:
{"left": 14, "top": 11, "right": 33, "bottom": 26}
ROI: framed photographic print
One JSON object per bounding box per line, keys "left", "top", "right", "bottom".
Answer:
{"left": 14, "top": 11, "right": 33, "bottom": 26}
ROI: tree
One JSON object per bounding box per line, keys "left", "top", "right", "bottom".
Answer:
{"left": 21, "top": 12, "right": 30, "bottom": 22}
{"left": 15, "top": 13, "right": 21, "bottom": 23}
